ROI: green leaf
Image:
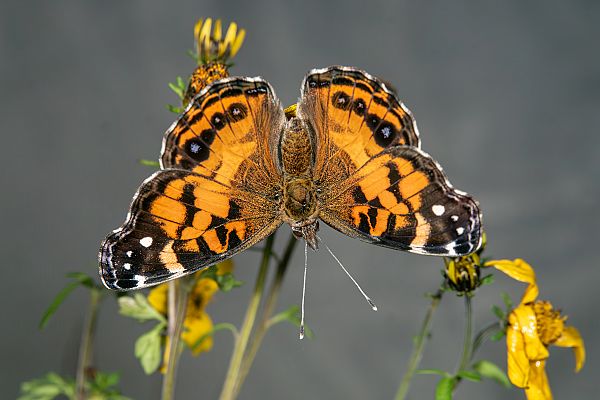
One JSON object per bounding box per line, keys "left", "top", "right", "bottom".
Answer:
{"left": 39, "top": 273, "right": 99, "bottom": 329}
{"left": 65, "top": 272, "right": 96, "bottom": 288}
{"left": 416, "top": 369, "right": 450, "bottom": 377}
{"left": 168, "top": 76, "right": 186, "bottom": 100}
{"left": 269, "top": 305, "right": 314, "bottom": 338}
{"left": 135, "top": 323, "right": 165, "bottom": 375}
{"left": 118, "top": 293, "right": 167, "bottom": 323}
{"left": 87, "top": 371, "right": 132, "bottom": 400}
{"left": 166, "top": 104, "right": 184, "bottom": 114}
{"left": 435, "top": 377, "right": 455, "bottom": 400}
{"left": 215, "top": 273, "right": 243, "bottom": 292}
{"left": 501, "top": 292, "right": 513, "bottom": 310}
{"left": 18, "top": 373, "right": 75, "bottom": 400}
{"left": 92, "top": 371, "right": 120, "bottom": 390}
{"left": 490, "top": 330, "right": 506, "bottom": 341}
{"left": 491, "top": 305, "right": 505, "bottom": 320}
{"left": 472, "top": 360, "right": 511, "bottom": 388}
{"left": 456, "top": 370, "right": 481, "bottom": 382}
{"left": 480, "top": 274, "right": 494, "bottom": 286}
{"left": 139, "top": 159, "right": 160, "bottom": 167}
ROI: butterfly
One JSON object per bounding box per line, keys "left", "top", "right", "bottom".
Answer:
{"left": 99, "top": 66, "right": 482, "bottom": 290}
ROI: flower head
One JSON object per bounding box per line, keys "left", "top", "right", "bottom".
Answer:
{"left": 444, "top": 253, "right": 481, "bottom": 294}
{"left": 147, "top": 260, "right": 234, "bottom": 358}
{"left": 485, "top": 259, "right": 585, "bottom": 399}
{"left": 182, "top": 19, "right": 246, "bottom": 105}
{"left": 194, "top": 18, "right": 245, "bottom": 64}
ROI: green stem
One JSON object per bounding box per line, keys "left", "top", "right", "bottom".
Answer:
{"left": 75, "top": 289, "right": 102, "bottom": 400}
{"left": 395, "top": 290, "right": 443, "bottom": 400}
{"left": 219, "top": 233, "right": 276, "bottom": 400}
{"left": 161, "top": 279, "right": 191, "bottom": 400}
{"left": 471, "top": 321, "right": 500, "bottom": 357}
{"left": 235, "top": 233, "right": 298, "bottom": 396}
{"left": 457, "top": 295, "right": 473, "bottom": 373}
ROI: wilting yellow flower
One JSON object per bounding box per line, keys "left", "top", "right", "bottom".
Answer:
{"left": 147, "top": 261, "right": 234, "bottom": 361}
{"left": 484, "top": 259, "right": 585, "bottom": 399}
{"left": 444, "top": 253, "right": 481, "bottom": 293}
{"left": 194, "top": 18, "right": 245, "bottom": 63}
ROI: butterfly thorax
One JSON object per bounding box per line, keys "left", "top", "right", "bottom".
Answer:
{"left": 281, "top": 117, "right": 320, "bottom": 249}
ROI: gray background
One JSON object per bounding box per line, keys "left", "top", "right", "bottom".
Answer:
{"left": 2, "top": 1, "right": 598, "bottom": 399}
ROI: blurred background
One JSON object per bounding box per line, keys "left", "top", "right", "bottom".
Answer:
{"left": 2, "top": 1, "right": 598, "bottom": 399}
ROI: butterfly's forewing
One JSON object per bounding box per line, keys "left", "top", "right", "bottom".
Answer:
{"left": 162, "top": 76, "right": 285, "bottom": 194}
{"left": 298, "top": 66, "right": 482, "bottom": 256}
{"left": 100, "top": 78, "right": 286, "bottom": 290}
{"left": 297, "top": 66, "right": 420, "bottom": 189}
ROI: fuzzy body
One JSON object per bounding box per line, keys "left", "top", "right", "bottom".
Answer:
{"left": 280, "top": 117, "right": 320, "bottom": 248}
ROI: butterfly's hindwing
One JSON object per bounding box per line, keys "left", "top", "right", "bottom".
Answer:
{"left": 320, "top": 146, "right": 481, "bottom": 256}
{"left": 100, "top": 169, "right": 282, "bottom": 290}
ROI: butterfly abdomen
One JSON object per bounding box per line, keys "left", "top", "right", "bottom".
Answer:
{"left": 280, "top": 117, "right": 313, "bottom": 176}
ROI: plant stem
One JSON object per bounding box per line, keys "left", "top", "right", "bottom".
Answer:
{"left": 395, "top": 290, "right": 443, "bottom": 400}
{"left": 161, "top": 279, "right": 191, "bottom": 400}
{"left": 457, "top": 295, "right": 473, "bottom": 373}
{"left": 219, "top": 233, "right": 276, "bottom": 400}
{"left": 471, "top": 321, "right": 500, "bottom": 357}
{"left": 235, "top": 233, "right": 298, "bottom": 396}
{"left": 75, "top": 288, "right": 102, "bottom": 400}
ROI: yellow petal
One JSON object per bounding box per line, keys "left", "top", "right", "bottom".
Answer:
{"left": 485, "top": 258, "right": 539, "bottom": 304}
{"left": 199, "top": 18, "right": 212, "bottom": 50}
{"left": 196, "top": 278, "right": 218, "bottom": 300}
{"left": 213, "top": 19, "right": 222, "bottom": 41}
{"left": 182, "top": 313, "right": 214, "bottom": 355}
{"left": 223, "top": 22, "right": 237, "bottom": 50}
{"left": 230, "top": 29, "right": 246, "bottom": 57}
{"left": 193, "top": 18, "right": 204, "bottom": 42}
{"left": 524, "top": 360, "right": 553, "bottom": 400}
{"left": 216, "top": 259, "right": 234, "bottom": 275}
{"left": 147, "top": 283, "right": 169, "bottom": 315}
{"left": 507, "top": 313, "right": 532, "bottom": 387}
{"left": 512, "top": 305, "right": 549, "bottom": 361}
{"left": 554, "top": 326, "right": 585, "bottom": 372}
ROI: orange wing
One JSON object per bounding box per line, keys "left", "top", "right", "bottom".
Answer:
{"left": 161, "top": 76, "right": 285, "bottom": 193}
{"left": 297, "top": 66, "right": 420, "bottom": 189}
{"left": 320, "top": 146, "right": 482, "bottom": 256}
{"left": 100, "top": 77, "right": 286, "bottom": 290}
{"left": 100, "top": 169, "right": 282, "bottom": 290}
{"left": 297, "top": 66, "right": 481, "bottom": 256}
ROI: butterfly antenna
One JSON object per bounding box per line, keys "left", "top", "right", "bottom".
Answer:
{"left": 300, "top": 241, "right": 308, "bottom": 339}
{"left": 319, "top": 236, "right": 378, "bottom": 311}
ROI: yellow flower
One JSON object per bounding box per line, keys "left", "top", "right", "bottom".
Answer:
{"left": 147, "top": 261, "right": 234, "bottom": 359}
{"left": 194, "top": 18, "right": 245, "bottom": 63}
{"left": 484, "top": 259, "right": 585, "bottom": 399}
{"left": 444, "top": 253, "right": 481, "bottom": 293}
{"left": 215, "top": 258, "right": 234, "bottom": 275}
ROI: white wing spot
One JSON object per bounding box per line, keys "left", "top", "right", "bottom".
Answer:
{"left": 140, "top": 237, "right": 153, "bottom": 248}
{"left": 456, "top": 227, "right": 465, "bottom": 235}
{"left": 432, "top": 205, "right": 445, "bottom": 216}
{"left": 451, "top": 215, "right": 459, "bottom": 222}
{"left": 126, "top": 251, "right": 133, "bottom": 257}
{"left": 124, "top": 263, "right": 132, "bottom": 270}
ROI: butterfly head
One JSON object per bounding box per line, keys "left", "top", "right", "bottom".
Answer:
{"left": 291, "top": 220, "right": 320, "bottom": 251}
